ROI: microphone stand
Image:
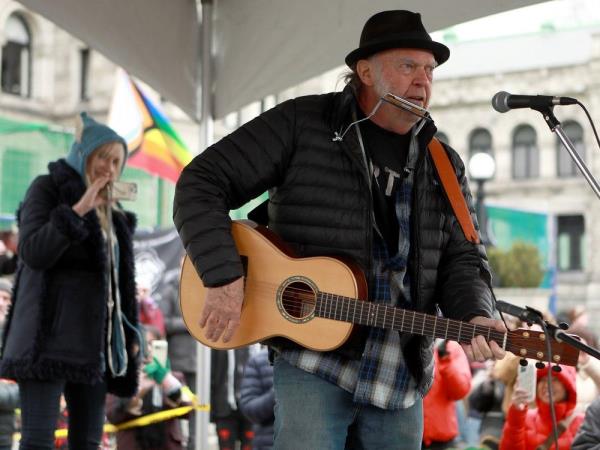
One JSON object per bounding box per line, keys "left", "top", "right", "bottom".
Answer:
{"left": 545, "top": 321, "right": 600, "bottom": 361}
{"left": 536, "top": 106, "right": 600, "bottom": 200}
{"left": 504, "top": 301, "right": 600, "bottom": 360}
{"left": 525, "top": 105, "right": 600, "bottom": 447}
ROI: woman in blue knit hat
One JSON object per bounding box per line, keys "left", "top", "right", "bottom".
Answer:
{"left": 0, "top": 112, "right": 140, "bottom": 450}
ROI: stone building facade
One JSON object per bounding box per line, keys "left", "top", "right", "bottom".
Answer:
{"left": 1, "top": 0, "right": 599, "bottom": 322}
{"left": 430, "top": 28, "right": 600, "bottom": 320}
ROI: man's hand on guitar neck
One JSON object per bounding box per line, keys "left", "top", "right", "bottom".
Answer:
{"left": 200, "top": 277, "right": 244, "bottom": 343}
{"left": 461, "top": 316, "right": 507, "bottom": 363}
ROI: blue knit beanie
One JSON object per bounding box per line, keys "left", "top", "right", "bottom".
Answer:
{"left": 65, "top": 112, "right": 128, "bottom": 177}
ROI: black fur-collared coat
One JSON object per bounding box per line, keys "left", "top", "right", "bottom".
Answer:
{"left": 0, "top": 160, "right": 139, "bottom": 397}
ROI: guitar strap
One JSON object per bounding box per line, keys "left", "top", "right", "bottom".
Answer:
{"left": 427, "top": 137, "right": 480, "bottom": 245}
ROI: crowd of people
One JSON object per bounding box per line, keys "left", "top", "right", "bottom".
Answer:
{"left": 3, "top": 250, "right": 600, "bottom": 450}
{"left": 449, "top": 310, "right": 600, "bottom": 450}
{"left": 1, "top": 7, "right": 600, "bottom": 450}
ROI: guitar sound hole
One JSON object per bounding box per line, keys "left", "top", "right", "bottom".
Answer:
{"left": 281, "top": 281, "right": 316, "bottom": 320}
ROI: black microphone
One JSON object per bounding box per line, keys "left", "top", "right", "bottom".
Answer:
{"left": 495, "top": 300, "right": 544, "bottom": 324}
{"left": 492, "top": 91, "right": 577, "bottom": 113}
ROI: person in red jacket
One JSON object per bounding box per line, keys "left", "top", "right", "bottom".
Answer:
{"left": 499, "top": 364, "right": 584, "bottom": 450}
{"left": 422, "top": 339, "right": 472, "bottom": 449}
{"left": 136, "top": 277, "right": 166, "bottom": 337}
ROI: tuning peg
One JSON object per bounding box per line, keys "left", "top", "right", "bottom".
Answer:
{"left": 519, "top": 358, "right": 528, "bottom": 367}
{"left": 552, "top": 365, "right": 562, "bottom": 373}
{"left": 559, "top": 322, "right": 570, "bottom": 330}
{"left": 535, "top": 362, "right": 545, "bottom": 369}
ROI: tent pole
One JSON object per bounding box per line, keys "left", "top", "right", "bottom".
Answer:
{"left": 196, "top": 1, "right": 214, "bottom": 450}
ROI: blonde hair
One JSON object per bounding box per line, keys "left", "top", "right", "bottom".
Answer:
{"left": 91, "top": 141, "right": 125, "bottom": 164}
{"left": 96, "top": 203, "right": 114, "bottom": 235}
{"left": 84, "top": 142, "right": 124, "bottom": 233}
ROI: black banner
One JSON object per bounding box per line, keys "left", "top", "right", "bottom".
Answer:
{"left": 133, "top": 227, "right": 185, "bottom": 300}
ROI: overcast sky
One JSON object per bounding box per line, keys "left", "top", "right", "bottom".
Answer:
{"left": 431, "top": 0, "right": 600, "bottom": 42}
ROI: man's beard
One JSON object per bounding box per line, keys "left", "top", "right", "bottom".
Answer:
{"left": 372, "top": 73, "right": 392, "bottom": 99}
{"left": 373, "top": 77, "right": 419, "bottom": 128}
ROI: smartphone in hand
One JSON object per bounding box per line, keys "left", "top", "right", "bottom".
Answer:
{"left": 516, "top": 361, "right": 537, "bottom": 403}
{"left": 151, "top": 340, "right": 168, "bottom": 367}
{"left": 111, "top": 181, "right": 138, "bottom": 201}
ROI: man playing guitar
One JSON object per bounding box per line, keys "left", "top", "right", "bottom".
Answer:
{"left": 174, "top": 10, "right": 506, "bottom": 449}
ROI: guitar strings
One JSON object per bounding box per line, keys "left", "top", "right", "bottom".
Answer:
{"left": 244, "top": 281, "right": 491, "bottom": 339}
{"left": 237, "top": 281, "right": 568, "bottom": 358}
{"left": 241, "top": 282, "right": 507, "bottom": 344}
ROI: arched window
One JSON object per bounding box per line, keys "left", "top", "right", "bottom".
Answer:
{"left": 469, "top": 128, "right": 493, "bottom": 159}
{"left": 512, "top": 124, "right": 539, "bottom": 179}
{"left": 436, "top": 131, "right": 449, "bottom": 145}
{"left": 557, "top": 121, "right": 585, "bottom": 178}
{"left": 557, "top": 215, "right": 585, "bottom": 271}
{"left": 1, "top": 13, "right": 31, "bottom": 97}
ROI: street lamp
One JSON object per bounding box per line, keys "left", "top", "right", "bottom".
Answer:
{"left": 468, "top": 152, "right": 496, "bottom": 246}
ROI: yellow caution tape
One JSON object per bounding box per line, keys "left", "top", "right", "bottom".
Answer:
{"left": 181, "top": 386, "right": 196, "bottom": 403}
{"left": 103, "top": 404, "right": 207, "bottom": 433}
{"left": 14, "top": 400, "right": 210, "bottom": 441}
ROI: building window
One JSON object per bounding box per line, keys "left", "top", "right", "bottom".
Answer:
{"left": 469, "top": 128, "right": 493, "bottom": 158}
{"left": 80, "top": 48, "right": 90, "bottom": 101}
{"left": 468, "top": 128, "right": 493, "bottom": 180}
{"left": 1, "top": 13, "right": 31, "bottom": 97}
{"left": 557, "top": 121, "right": 585, "bottom": 178}
{"left": 557, "top": 215, "right": 585, "bottom": 271}
{"left": 436, "top": 131, "right": 449, "bottom": 145}
{"left": 512, "top": 124, "right": 539, "bottom": 179}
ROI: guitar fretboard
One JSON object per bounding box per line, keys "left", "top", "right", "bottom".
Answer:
{"left": 315, "top": 292, "right": 506, "bottom": 346}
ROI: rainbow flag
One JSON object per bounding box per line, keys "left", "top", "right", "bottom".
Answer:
{"left": 108, "top": 70, "right": 193, "bottom": 183}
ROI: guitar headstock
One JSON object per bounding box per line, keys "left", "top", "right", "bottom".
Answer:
{"left": 506, "top": 328, "right": 579, "bottom": 367}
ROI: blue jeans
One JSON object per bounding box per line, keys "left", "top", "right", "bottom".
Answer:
{"left": 273, "top": 357, "right": 423, "bottom": 450}
{"left": 18, "top": 379, "right": 107, "bottom": 450}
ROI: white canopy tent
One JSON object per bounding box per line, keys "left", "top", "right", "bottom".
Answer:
{"left": 20, "top": 0, "right": 546, "bottom": 120}
{"left": 16, "top": 1, "right": 547, "bottom": 448}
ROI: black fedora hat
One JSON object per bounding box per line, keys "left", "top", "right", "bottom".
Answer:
{"left": 345, "top": 10, "right": 450, "bottom": 68}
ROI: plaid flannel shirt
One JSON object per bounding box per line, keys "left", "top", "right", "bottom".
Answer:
{"left": 279, "top": 128, "right": 423, "bottom": 410}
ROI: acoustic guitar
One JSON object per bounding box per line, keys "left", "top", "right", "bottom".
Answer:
{"left": 180, "top": 220, "right": 578, "bottom": 366}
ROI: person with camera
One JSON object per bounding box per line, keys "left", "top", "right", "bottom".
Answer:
{"left": 106, "top": 324, "right": 188, "bottom": 450}
{"left": 499, "top": 364, "right": 584, "bottom": 450}
{"left": 0, "top": 112, "right": 140, "bottom": 450}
